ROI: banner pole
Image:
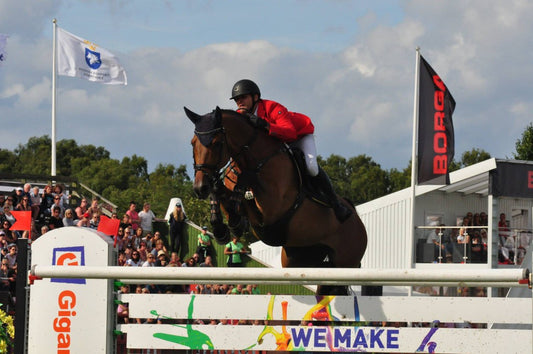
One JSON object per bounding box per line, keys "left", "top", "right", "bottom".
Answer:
{"left": 408, "top": 47, "right": 421, "bottom": 279}
{"left": 51, "top": 19, "right": 57, "bottom": 177}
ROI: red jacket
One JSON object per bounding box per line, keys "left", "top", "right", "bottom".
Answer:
{"left": 256, "top": 99, "right": 314, "bottom": 142}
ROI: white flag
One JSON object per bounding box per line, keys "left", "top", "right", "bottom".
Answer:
{"left": 57, "top": 27, "right": 127, "bottom": 85}
{"left": 0, "top": 34, "right": 7, "bottom": 65}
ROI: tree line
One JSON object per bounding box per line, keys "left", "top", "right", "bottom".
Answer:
{"left": 0, "top": 123, "right": 531, "bottom": 226}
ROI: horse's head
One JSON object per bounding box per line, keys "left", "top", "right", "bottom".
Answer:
{"left": 185, "top": 106, "right": 231, "bottom": 199}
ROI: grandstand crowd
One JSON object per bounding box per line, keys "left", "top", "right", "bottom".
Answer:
{"left": 0, "top": 182, "right": 263, "bottom": 327}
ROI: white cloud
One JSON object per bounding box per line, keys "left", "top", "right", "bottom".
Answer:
{"left": 1, "top": 0, "right": 533, "bottom": 175}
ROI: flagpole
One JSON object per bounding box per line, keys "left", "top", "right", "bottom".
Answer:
{"left": 51, "top": 19, "right": 57, "bottom": 177}
{"left": 409, "top": 47, "right": 421, "bottom": 275}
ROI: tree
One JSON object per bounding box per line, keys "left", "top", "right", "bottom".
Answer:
{"left": 514, "top": 123, "right": 533, "bottom": 161}
{"left": 320, "top": 154, "right": 389, "bottom": 205}
{"left": 449, "top": 148, "right": 491, "bottom": 171}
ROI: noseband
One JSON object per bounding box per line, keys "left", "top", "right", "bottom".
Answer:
{"left": 192, "top": 127, "right": 226, "bottom": 182}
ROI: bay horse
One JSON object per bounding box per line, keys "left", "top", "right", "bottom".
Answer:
{"left": 186, "top": 106, "right": 367, "bottom": 295}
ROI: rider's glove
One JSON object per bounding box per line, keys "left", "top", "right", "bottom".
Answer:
{"left": 249, "top": 115, "right": 269, "bottom": 130}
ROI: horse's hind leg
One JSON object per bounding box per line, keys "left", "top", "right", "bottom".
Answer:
{"left": 282, "top": 245, "right": 349, "bottom": 295}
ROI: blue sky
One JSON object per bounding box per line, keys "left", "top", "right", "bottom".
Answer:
{"left": 1, "top": 0, "right": 532, "bottom": 177}
{"left": 54, "top": 1, "right": 403, "bottom": 52}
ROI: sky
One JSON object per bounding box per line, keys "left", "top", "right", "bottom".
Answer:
{"left": 1, "top": 0, "right": 532, "bottom": 178}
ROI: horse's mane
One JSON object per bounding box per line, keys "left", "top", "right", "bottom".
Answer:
{"left": 219, "top": 108, "right": 256, "bottom": 129}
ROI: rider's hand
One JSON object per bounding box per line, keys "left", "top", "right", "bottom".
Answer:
{"left": 249, "top": 115, "right": 269, "bottom": 130}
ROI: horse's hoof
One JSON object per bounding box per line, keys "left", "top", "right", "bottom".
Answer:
{"left": 213, "top": 233, "right": 231, "bottom": 245}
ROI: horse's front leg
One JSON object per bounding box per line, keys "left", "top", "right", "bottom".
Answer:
{"left": 209, "top": 193, "right": 231, "bottom": 244}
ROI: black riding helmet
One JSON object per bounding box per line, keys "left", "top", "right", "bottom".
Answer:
{"left": 230, "top": 79, "right": 260, "bottom": 100}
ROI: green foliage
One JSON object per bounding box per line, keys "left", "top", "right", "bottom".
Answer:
{"left": 319, "top": 154, "right": 396, "bottom": 205}
{"left": 449, "top": 148, "right": 491, "bottom": 171}
{"left": 514, "top": 123, "right": 533, "bottom": 161}
{"left": 0, "top": 134, "right": 504, "bottom": 222}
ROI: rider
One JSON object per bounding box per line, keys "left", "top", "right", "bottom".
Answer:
{"left": 230, "top": 79, "right": 351, "bottom": 223}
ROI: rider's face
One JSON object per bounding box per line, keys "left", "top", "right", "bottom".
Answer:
{"left": 234, "top": 94, "right": 254, "bottom": 112}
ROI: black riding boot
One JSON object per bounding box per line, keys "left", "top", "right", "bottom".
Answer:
{"left": 314, "top": 168, "right": 352, "bottom": 223}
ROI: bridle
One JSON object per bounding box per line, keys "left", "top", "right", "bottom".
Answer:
{"left": 192, "top": 111, "right": 289, "bottom": 192}
{"left": 192, "top": 126, "right": 228, "bottom": 186}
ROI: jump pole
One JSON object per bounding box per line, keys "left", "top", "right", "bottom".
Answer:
{"left": 31, "top": 265, "right": 531, "bottom": 288}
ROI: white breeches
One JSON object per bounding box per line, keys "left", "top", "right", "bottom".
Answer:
{"left": 292, "top": 134, "right": 319, "bottom": 176}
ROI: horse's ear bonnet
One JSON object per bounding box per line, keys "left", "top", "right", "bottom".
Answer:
{"left": 185, "top": 107, "right": 222, "bottom": 147}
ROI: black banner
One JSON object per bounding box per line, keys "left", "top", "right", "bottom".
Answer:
{"left": 417, "top": 55, "right": 456, "bottom": 185}
{"left": 491, "top": 161, "right": 533, "bottom": 198}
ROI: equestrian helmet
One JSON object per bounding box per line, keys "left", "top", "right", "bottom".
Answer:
{"left": 230, "top": 79, "right": 260, "bottom": 99}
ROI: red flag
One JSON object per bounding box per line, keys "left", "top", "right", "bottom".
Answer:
{"left": 97, "top": 215, "right": 120, "bottom": 236}
{"left": 10, "top": 211, "right": 32, "bottom": 231}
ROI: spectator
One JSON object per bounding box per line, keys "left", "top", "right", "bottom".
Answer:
{"left": 5, "top": 244, "right": 16, "bottom": 269}
{"left": 48, "top": 206, "right": 64, "bottom": 230}
{"left": 498, "top": 213, "right": 509, "bottom": 246}
{"left": 75, "top": 198, "right": 88, "bottom": 220}
{"left": 50, "top": 194, "right": 64, "bottom": 218}
{"left": 181, "top": 257, "right": 196, "bottom": 267}
{"left": 53, "top": 184, "right": 69, "bottom": 210}
{"left": 168, "top": 252, "right": 182, "bottom": 267}
{"left": 155, "top": 250, "right": 168, "bottom": 267}
{"left": 1, "top": 221, "right": 16, "bottom": 244}
{"left": 168, "top": 202, "right": 186, "bottom": 254}
{"left": 30, "top": 186, "right": 41, "bottom": 219}
{"left": 115, "top": 227, "right": 126, "bottom": 251}
{"left": 15, "top": 194, "right": 31, "bottom": 213}
{"left": 40, "top": 225, "right": 49, "bottom": 237}
{"left": 0, "top": 260, "right": 10, "bottom": 292}
{"left": 77, "top": 212, "right": 91, "bottom": 227}
{"left": 0, "top": 233, "right": 8, "bottom": 251}
{"left": 133, "top": 227, "right": 144, "bottom": 249}
{"left": 142, "top": 232, "right": 153, "bottom": 251}
{"left": 123, "top": 226, "right": 134, "bottom": 249}
{"left": 117, "top": 251, "right": 127, "bottom": 266}
{"left": 142, "top": 253, "right": 156, "bottom": 267}
{"left": 457, "top": 227, "right": 469, "bottom": 244}
{"left": 40, "top": 185, "right": 55, "bottom": 217}
{"left": 87, "top": 197, "right": 100, "bottom": 216}
{"left": 199, "top": 255, "right": 214, "bottom": 267}
{"left": 196, "top": 226, "right": 212, "bottom": 264}
{"left": 480, "top": 212, "right": 488, "bottom": 226}
{"left": 117, "top": 285, "right": 132, "bottom": 323}
{"left": 89, "top": 213, "right": 99, "bottom": 229}
{"left": 126, "top": 201, "right": 140, "bottom": 232}
{"left": 1, "top": 206, "right": 15, "bottom": 225}
{"left": 138, "top": 202, "right": 161, "bottom": 235}
{"left": 469, "top": 231, "right": 484, "bottom": 263}
{"left": 126, "top": 251, "right": 143, "bottom": 267}
{"left": 11, "top": 187, "right": 24, "bottom": 207}
{"left": 224, "top": 235, "right": 248, "bottom": 267}
{"left": 137, "top": 241, "right": 149, "bottom": 262}
{"left": 3, "top": 196, "right": 14, "bottom": 211}
{"left": 231, "top": 284, "right": 244, "bottom": 294}
{"left": 151, "top": 238, "right": 168, "bottom": 259}
{"left": 62, "top": 208, "right": 76, "bottom": 226}
{"left": 119, "top": 213, "right": 132, "bottom": 231}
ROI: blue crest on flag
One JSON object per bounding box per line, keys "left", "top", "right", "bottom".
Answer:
{"left": 85, "top": 48, "right": 102, "bottom": 69}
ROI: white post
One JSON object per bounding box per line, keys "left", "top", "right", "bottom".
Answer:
{"left": 51, "top": 19, "right": 57, "bottom": 177}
